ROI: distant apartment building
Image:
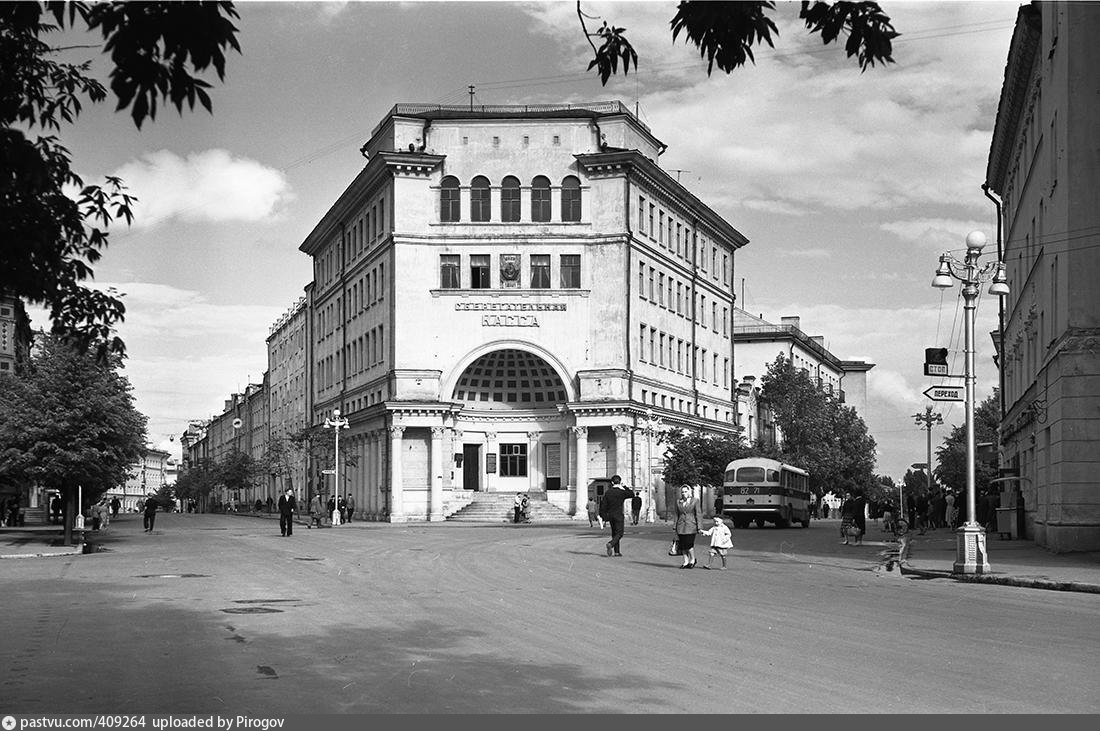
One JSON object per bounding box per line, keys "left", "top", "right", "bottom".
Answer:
{"left": 733, "top": 310, "right": 875, "bottom": 432}
{"left": 0, "top": 295, "right": 32, "bottom": 376}
{"left": 985, "top": 1, "right": 1100, "bottom": 551}
{"left": 266, "top": 296, "right": 310, "bottom": 499}
{"left": 183, "top": 383, "right": 267, "bottom": 509}
{"left": 108, "top": 447, "right": 172, "bottom": 512}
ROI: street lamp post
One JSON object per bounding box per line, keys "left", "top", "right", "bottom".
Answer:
{"left": 931, "top": 230, "right": 1009, "bottom": 574}
{"left": 323, "top": 409, "right": 349, "bottom": 526}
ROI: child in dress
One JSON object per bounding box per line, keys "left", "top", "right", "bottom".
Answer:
{"left": 700, "top": 515, "right": 733, "bottom": 570}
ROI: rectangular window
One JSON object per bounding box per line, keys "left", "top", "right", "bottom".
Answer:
{"left": 648, "top": 267, "right": 655, "bottom": 301}
{"left": 701, "top": 348, "right": 707, "bottom": 380}
{"left": 713, "top": 303, "right": 719, "bottom": 332}
{"left": 639, "top": 324, "right": 647, "bottom": 362}
{"left": 648, "top": 204, "right": 655, "bottom": 238}
{"left": 658, "top": 273, "right": 665, "bottom": 307}
{"left": 530, "top": 254, "right": 551, "bottom": 289}
{"left": 638, "top": 196, "right": 645, "bottom": 233}
{"left": 440, "top": 255, "right": 460, "bottom": 289}
{"left": 502, "top": 182, "right": 521, "bottom": 222}
{"left": 560, "top": 254, "right": 581, "bottom": 288}
{"left": 676, "top": 282, "right": 682, "bottom": 315}
{"left": 658, "top": 211, "right": 665, "bottom": 244}
{"left": 724, "top": 357, "right": 730, "bottom": 387}
{"left": 722, "top": 307, "right": 728, "bottom": 337}
{"left": 676, "top": 223, "right": 682, "bottom": 257}
{"left": 713, "top": 354, "right": 720, "bottom": 384}
{"left": 499, "top": 443, "right": 528, "bottom": 477}
{"left": 638, "top": 262, "right": 645, "bottom": 298}
{"left": 722, "top": 254, "right": 729, "bottom": 285}
{"left": 700, "top": 295, "right": 706, "bottom": 327}
{"left": 470, "top": 255, "right": 490, "bottom": 289}
{"left": 659, "top": 333, "right": 666, "bottom": 367}
{"left": 649, "top": 328, "right": 656, "bottom": 363}
{"left": 677, "top": 340, "right": 683, "bottom": 373}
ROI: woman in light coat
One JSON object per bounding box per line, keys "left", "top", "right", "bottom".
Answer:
{"left": 673, "top": 485, "right": 704, "bottom": 568}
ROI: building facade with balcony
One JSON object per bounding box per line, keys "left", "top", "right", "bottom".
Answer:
{"left": 299, "top": 102, "right": 748, "bottom": 522}
{"left": 0, "top": 295, "right": 32, "bottom": 376}
{"left": 985, "top": 1, "right": 1100, "bottom": 551}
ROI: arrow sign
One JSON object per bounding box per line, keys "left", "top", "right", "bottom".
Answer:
{"left": 924, "top": 385, "right": 964, "bottom": 402}
{"left": 321, "top": 469, "right": 336, "bottom": 475}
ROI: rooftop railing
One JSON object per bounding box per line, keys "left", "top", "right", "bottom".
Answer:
{"left": 389, "top": 101, "right": 649, "bottom": 131}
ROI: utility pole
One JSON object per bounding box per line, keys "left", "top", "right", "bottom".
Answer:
{"left": 913, "top": 406, "right": 943, "bottom": 506}
{"left": 468, "top": 85, "right": 475, "bottom": 111}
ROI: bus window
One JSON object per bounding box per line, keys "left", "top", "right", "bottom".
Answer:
{"left": 736, "top": 467, "right": 766, "bottom": 482}
{"left": 767, "top": 469, "right": 780, "bottom": 482}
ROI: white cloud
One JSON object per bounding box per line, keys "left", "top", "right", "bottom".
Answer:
{"left": 112, "top": 150, "right": 293, "bottom": 229}
{"left": 880, "top": 218, "right": 995, "bottom": 252}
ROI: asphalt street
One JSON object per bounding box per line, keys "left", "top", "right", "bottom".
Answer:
{"left": 2, "top": 512, "right": 1097, "bottom": 714}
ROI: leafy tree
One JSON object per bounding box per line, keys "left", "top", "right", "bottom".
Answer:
{"left": 174, "top": 456, "right": 217, "bottom": 510}
{"left": 578, "top": 1, "right": 899, "bottom": 84}
{"left": 290, "top": 424, "right": 358, "bottom": 499}
{"left": 1, "top": 1, "right": 241, "bottom": 360}
{"left": 260, "top": 435, "right": 303, "bottom": 496}
{"left": 661, "top": 428, "right": 747, "bottom": 489}
{"left": 759, "top": 353, "right": 877, "bottom": 497}
{"left": 214, "top": 448, "right": 259, "bottom": 503}
{"left": 903, "top": 466, "right": 935, "bottom": 499}
{"left": 935, "top": 390, "right": 999, "bottom": 499}
{"left": 0, "top": 333, "right": 146, "bottom": 544}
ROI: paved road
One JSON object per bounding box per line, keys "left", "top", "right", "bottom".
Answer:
{"left": 2, "top": 512, "right": 1097, "bottom": 714}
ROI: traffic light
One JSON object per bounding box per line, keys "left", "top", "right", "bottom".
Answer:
{"left": 924, "top": 348, "right": 949, "bottom": 376}
{"left": 925, "top": 348, "right": 948, "bottom": 365}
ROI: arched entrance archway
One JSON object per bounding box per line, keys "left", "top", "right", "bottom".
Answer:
{"left": 450, "top": 348, "right": 571, "bottom": 493}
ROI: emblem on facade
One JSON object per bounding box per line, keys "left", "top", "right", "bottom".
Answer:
{"left": 500, "top": 254, "right": 520, "bottom": 288}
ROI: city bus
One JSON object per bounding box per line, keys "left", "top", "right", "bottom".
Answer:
{"left": 720, "top": 458, "right": 811, "bottom": 529}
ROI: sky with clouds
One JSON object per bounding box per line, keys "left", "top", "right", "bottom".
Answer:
{"left": 29, "top": 0, "right": 1021, "bottom": 480}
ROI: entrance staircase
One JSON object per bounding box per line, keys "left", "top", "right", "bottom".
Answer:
{"left": 446, "top": 492, "right": 574, "bottom": 523}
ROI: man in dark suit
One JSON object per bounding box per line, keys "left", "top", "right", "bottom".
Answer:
{"left": 599, "top": 475, "right": 633, "bottom": 557}
{"left": 278, "top": 488, "right": 297, "bottom": 537}
{"left": 630, "top": 491, "right": 643, "bottom": 525}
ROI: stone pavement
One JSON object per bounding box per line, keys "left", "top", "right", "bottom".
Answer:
{"left": 4, "top": 512, "right": 1100, "bottom": 594}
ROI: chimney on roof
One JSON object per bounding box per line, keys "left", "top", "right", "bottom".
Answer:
{"left": 810, "top": 336, "right": 825, "bottom": 348}
{"left": 780, "top": 316, "right": 801, "bottom": 330}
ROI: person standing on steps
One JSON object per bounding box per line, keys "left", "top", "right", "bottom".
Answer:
{"left": 598, "top": 475, "right": 633, "bottom": 557}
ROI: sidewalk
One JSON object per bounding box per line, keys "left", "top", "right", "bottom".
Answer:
{"left": 900, "top": 529, "right": 1100, "bottom": 593}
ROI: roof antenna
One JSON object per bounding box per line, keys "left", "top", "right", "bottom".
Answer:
{"left": 468, "top": 85, "right": 475, "bottom": 111}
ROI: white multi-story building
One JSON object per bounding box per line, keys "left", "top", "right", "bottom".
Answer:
{"left": 109, "top": 447, "right": 172, "bottom": 512}
{"left": 299, "top": 102, "right": 748, "bottom": 522}
{"left": 985, "top": 1, "right": 1100, "bottom": 551}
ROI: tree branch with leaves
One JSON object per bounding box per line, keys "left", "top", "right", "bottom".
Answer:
{"left": 578, "top": 1, "right": 898, "bottom": 85}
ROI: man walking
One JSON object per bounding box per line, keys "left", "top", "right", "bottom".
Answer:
{"left": 142, "top": 493, "right": 159, "bottom": 533}
{"left": 598, "top": 475, "right": 633, "bottom": 557}
{"left": 630, "top": 490, "right": 643, "bottom": 525}
{"left": 278, "top": 488, "right": 297, "bottom": 537}
{"left": 344, "top": 492, "right": 355, "bottom": 523}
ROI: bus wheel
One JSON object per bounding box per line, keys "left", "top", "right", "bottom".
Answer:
{"left": 755, "top": 517, "right": 766, "bottom": 528}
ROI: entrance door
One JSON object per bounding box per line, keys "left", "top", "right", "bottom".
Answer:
{"left": 463, "top": 444, "right": 480, "bottom": 491}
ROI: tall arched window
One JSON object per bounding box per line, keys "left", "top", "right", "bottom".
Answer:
{"left": 501, "top": 176, "right": 521, "bottom": 222}
{"left": 440, "top": 176, "right": 460, "bottom": 222}
{"left": 470, "top": 176, "right": 491, "bottom": 222}
{"left": 531, "top": 176, "right": 551, "bottom": 222}
{"left": 561, "top": 175, "right": 581, "bottom": 222}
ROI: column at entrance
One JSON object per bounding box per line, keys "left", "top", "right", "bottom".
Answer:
{"left": 527, "top": 431, "right": 539, "bottom": 493}
{"left": 430, "top": 426, "right": 445, "bottom": 521}
{"left": 388, "top": 425, "right": 405, "bottom": 521}
{"left": 374, "top": 430, "right": 386, "bottom": 518}
{"left": 613, "top": 424, "right": 631, "bottom": 478}
{"left": 571, "top": 425, "right": 588, "bottom": 516}
{"left": 484, "top": 432, "right": 497, "bottom": 493}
